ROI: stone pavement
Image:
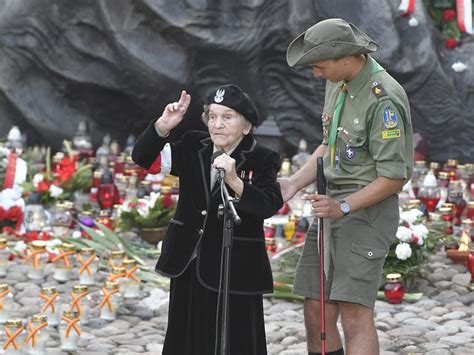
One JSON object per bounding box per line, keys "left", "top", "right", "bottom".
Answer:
{"left": 1, "top": 249, "right": 473, "bottom": 354}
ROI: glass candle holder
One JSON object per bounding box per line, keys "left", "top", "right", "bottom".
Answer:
{"left": 51, "top": 202, "right": 74, "bottom": 238}
{"left": 429, "top": 162, "right": 441, "bottom": 176}
{"left": 283, "top": 216, "right": 296, "bottom": 241}
{"left": 67, "top": 285, "right": 91, "bottom": 326}
{"left": 0, "top": 284, "right": 14, "bottom": 324}
{"left": 77, "top": 248, "right": 98, "bottom": 286}
{"left": 59, "top": 311, "right": 81, "bottom": 352}
{"left": 78, "top": 210, "right": 95, "bottom": 229}
{"left": 439, "top": 207, "right": 454, "bottom": 235}
{"left": 2, "top": 319, "right": 25, "bottom": 354}
{"left": 99, "top": 281, "right": 122, "bottom": 321}
{"left": 39, "top": 287, "right": 61, "bottom": 327}
{"left": 95, "top": 210, "right": 114, "bottom": 230}
{"left": 108, "top": 250, "right": 126, "bottom": 269}
{"left": 447, "top": 181, "right": 467, "bottom": 226}
{"left": 108, "top": 266, "right": 127, "bottom": 294}
{"left": 0, "top": 237, "right": 10, "bottom": 278}
{"left": 384, "top": 273, "right": 405, "bottom": 304}
{"left": 90, "top": 170, "right": 102, "bottom": 204}
{"left": 467, "top": 248, "right": 474, "bottom": 286}
{"left": 418, "top": 171, "right": 440, "bottom": 213}
{"left": 25, "top": 241, "right": 49, "bottom": 280}
{"left": 265, "top": 236, "right": 277, "bottom": 253}
{"left": 52, "top": 243, "right": 77, "bottom": 282}
{"left": 443, "top": 159, "right": 458, "bottom": 173}
{"left": 122, "top": 259, "right": 141, "bottom": 299}
{"left": 467, "top": 201, "right": 474, "bottom": 220}
{"left": 24, "top": 314, "right": 48, "bottom": 355}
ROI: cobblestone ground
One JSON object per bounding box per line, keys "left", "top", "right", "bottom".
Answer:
{"left": 1, "top": 248, "right": 473, "bottom": 354}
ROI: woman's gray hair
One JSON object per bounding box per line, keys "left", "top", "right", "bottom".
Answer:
{"left": 201, "top": 105, "right": 253, "bottom": 132}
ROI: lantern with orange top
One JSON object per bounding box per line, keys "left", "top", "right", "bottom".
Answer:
{"left": 67, "top": 285, "right": 91, "bottom": 326}
{"left": 77, "top": 247, "right": 98, "bottom": 285}
{"left": 60, "top": 310, "right": 81, "bottom": 352}
{"left": 99, "top": 281, "right": 122, "bottom": 321}
{"left": 24, "top": 314, "right": 49, "bottom": 355}
{"left": 24, "top": 240, "right": 48, "bottom": 280}
{"left": 52, "top": 243, "right": 77, "bottom": 282}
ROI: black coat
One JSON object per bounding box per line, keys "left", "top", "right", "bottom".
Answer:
{"left": 132, "top": 122, "right": 283, "bottom": 295}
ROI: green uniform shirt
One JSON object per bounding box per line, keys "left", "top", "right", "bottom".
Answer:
{"left": 322, "top": 56, "right": 413, "bottom": 185}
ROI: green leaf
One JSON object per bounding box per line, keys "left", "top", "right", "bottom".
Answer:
{"left": 79, "top": 223, "right": 116, "bottom": 250}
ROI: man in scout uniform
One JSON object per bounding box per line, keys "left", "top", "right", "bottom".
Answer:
{"left": 279, "top": 19, "right": 413, "bottom": 355}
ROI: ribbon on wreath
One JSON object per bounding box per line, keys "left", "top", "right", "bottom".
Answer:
{"left": 78, "top": 253, "right": 96, "bottom": 276}
{"left": 456, "top": 0, "right": 473, "bottom": 34}
{"left": 68, "top": 291, "right": 89, "bottom": 315}
{"left": 24, "top": 321, "right": 48, "bottom": 348}
{"left": 61, "top": 315, "right": 81, "bottom": 337}
{"left": 40, "top": 292, "right": 59, "bottom": 313}
{"left": 3, "top": 152, "right": 17, "bottom": 189}
{"left": 0, "top": 206, "right": 23, "bottom": 232}
{"left": 23, "top": 249, "right": 46, "bottom": 269}
{"left": 51, "top": 248, "right": 75, "bottom": 267}
{"left": 399, "top": 0, "right": 415, "bottom": 16}
{"left": 0, "top": 289, "right": 10, "bottom": 311}
{"left": 3, "top": 324, "right": 25, "bottom": 350}
{"left": 125, "top": 265, "right": 141, "bottom": 282}
{"left": 98, "top": 287, "right": 119, "bottom": 312}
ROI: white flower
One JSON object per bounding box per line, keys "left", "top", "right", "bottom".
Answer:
{"left": 49, "top": 184, "right": 64, "bottom": 198}
{"left": 149, "top": 192, "right": 160, "bottom": 208}
{"left": 400, "top": 208, "right": 423, "bottom": 225}
{"left": 396, "top": 226, "right": 412, "bottom": 242}
{"left": 408, "top": 16, "right": 419, "bottom": 27}
{"left": 32, "top": 173, "right": 44, "bottom": 187}
{"left": 13, "top": 240, "right": 27, "bottom": 254}
{"left": 451, "top": 61, "right": 467, "bottom": 72}
{"left": 395, "top": 242, "right": 412, "bottom": 260}
{"left": 137, "top": 198, "right": 150, "bottom": 217}
{"left": 412, "top": 224, "right": 429, "bottom": 240}
{"left": 72, "top": 230, "right": 82, "bottom": 239}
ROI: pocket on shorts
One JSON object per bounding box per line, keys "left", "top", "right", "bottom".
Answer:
{"left": 348, "top": 241, "right": 387, "bottom": 281}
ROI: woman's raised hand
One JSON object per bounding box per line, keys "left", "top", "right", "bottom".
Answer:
{"left": 155, "top": 90, "right": 192, "bottom": 135}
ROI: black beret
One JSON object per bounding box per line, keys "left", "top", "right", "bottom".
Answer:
{"left": 206, "top": 84, "right": 260, "bottom": 126}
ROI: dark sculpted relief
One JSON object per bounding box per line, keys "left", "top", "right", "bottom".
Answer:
{"left": 0, "top": 0, "right": 472, "bottom": 161}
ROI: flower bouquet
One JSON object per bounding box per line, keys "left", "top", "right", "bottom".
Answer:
{"left": 382, "top": 208, "right": 449, "bottom": 290}
{"left": 118, "top": 192, "right": 176, "bottom": 244}
{"left": 21, "top": 145, "right": 92, "bottom": 207}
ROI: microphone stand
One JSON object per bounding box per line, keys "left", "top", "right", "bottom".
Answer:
{"left": 217, "top": 172, "right": 241, "bottom": 355}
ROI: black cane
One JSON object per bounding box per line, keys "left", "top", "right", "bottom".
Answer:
{"left": 316, "top": 157, "right": 327, "bottom": 355}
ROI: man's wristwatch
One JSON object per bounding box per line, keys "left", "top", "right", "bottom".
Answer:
{"left": 339, "top": 199, "right": 351, "bottom": 216}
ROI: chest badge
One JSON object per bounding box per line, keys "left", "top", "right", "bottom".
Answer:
{"left": 382, "top": 107, "right": 398, "bottom": 129}
{"left": 353, "top": 118, "right": 360, "bottom": 125}
{"left": 344, "top": 146, "right": 355, "bottom": 160}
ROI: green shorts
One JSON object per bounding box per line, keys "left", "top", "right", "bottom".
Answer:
{"left": 293, "top": 189, "right": 399, "bottom": 309}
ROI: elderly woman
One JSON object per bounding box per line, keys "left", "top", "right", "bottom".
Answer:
{"left": 132, "top": 84, "right": 283, "bottom": 355}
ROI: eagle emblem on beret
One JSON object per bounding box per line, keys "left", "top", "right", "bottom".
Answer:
{"left": 214, "top": 89, "right": 225, "bottom": 103}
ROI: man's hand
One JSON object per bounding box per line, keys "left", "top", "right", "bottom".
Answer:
{"left": 278, "top": 178, "right": 298, "bottom": 202}
{"left": 303, "top": 193, "right": 343, "bottom": 219}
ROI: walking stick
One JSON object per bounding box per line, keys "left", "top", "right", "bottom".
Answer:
{"left": 316, "top": 157, "right": 327, "bottom": 355}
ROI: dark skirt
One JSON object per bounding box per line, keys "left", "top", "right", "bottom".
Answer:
{"left": 162, "top": 260, "right": 267, "bottom": 355}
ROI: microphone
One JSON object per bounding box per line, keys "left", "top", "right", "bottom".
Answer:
{"left": 211, "top": 150, "right": 225, "bottom": 181}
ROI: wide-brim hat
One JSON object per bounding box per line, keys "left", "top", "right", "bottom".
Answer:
{"left": 206, "top": 84, "right": 260, "bottom": 126}
{"left": 287, "top": 18, "right": 381, "bottom": 67}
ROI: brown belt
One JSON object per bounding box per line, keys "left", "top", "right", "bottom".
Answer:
{"left": 327, "top": 183, "right": 366, "bottom": 190}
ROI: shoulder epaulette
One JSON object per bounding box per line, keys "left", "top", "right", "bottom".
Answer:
{"left": 371, "top": 81, "right": 388, "bottom": 99}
